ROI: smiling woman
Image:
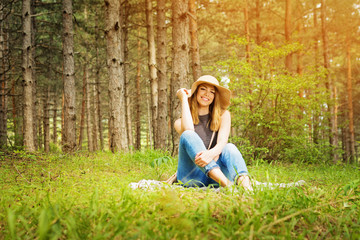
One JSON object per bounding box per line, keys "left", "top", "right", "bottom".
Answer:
{"left": 172, "top": 75, "right": 252, "bottom": 190}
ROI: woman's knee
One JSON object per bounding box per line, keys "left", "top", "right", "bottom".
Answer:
{"left": 180, "top": 130, "right": 198, "bottom": 143}
{"left": 223, "top": 143, "right": 240, "bottom": 154}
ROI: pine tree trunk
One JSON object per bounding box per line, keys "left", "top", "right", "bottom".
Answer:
{"left": 43, "top": 85, "right": 50, "bottom": 152}
{"left": 37, "top": 98, "right": 42, "bottom": 149}
{"left": 346, "top": 38, "right": 355, "bottom": 163}
{"left": 171, "top": 0, "right": 189, "bottom": 154}
{"left": 188, "top": 0, "right": 201, "bottom": 82}
{"left": 0, "top": 6, "right": 8, "bottom": 147}
{"left": 255, "top": 0, "right": 261, "bottom": 45}
{"left": 94, "top": 10, "right": 103, "bottom": 150}
{"left": 313, "top": 0, "right": 320, "bottom": 144}
{"left": 31, "top": 0, "right": 37, "bottom": 150}
{"left": 321, "top": 0, "right": 338, "bottom": 163}
{"left": 22, "top": 0, "right": 35, "bottom": 151}
{"left": 85, "top": 65, "right": 94, "bottom": 152}
{"left": 78, "top": 68, "right": 86, "bottom": 150}
{"left": 285, "top": 0, "right": 292, "bottom": 71}
{"left": 145, "top": 0, "right": 158, "bottom": 149}
{"left": 135, "top": 31, "right": 141, "bottom": 150}
{"left": 122, "top": 2, "right": 133, "bottom": 149}
{"left": 156, "top": 0, "right": 168, "bottom": 150}
{"left": 62, "top": 0, "right": 77, "bottom": 152}
{"left": 104, "top": 0, "right": 128, "bottom": 152}
{"left": 244, "top": 0, "right": 253, "bottom": 112}
{"left": 92, "top": 81, "right": 98, "bottom": 151}
{"left": 52, "top": 93, "right": 58, "bottom": 144}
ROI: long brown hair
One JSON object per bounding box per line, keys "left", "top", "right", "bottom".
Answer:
{"left": 189, "top": 85, "right": 222, "bottom": 132}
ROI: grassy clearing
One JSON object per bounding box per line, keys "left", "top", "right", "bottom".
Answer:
{"left": 0, "top": 150, "right": 359, "bottom": 239}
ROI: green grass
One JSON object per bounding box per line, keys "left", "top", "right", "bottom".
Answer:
{"left": 0, "top": 150, "right": 359, "bottom": 239}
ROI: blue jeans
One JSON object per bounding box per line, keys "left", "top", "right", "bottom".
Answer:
{"left": 177, "top": 130, "right": 249, "bottom": 187}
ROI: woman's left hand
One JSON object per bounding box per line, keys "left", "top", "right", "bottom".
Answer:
{"left": 195, "top": 150, "right": 218, "bottom": 168}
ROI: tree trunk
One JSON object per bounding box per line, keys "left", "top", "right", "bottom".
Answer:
{"left": 52, "top": 92, "right": 58, "bottom": 144}
{"left": 255, "top": 0, "right": 261, "bottom": 45}
{"left": 244, "top": 0, "right": 253, "bottom": 112}
{"left": 285, "top": 0, "right": 292, "bottom": 71}
{"left": 145, "top": 0, "right": 158, "bottom": 149}
{"left": 171, "top": 0, "right": 189, "bottom": 154}
{"left": 188, "top": 0, "right": 201, "bottom": 82}
{"left": 321, "top": 0, "right": 337, "bottom": 163}
{"left": 62, "top": 0, "right": 77, "bottom": 152}
{"left": 85, "top": 65, "right": 94, "bottom": 151}
{"left": 31, "top": 0, "right": 37, "bottom": 150}
{"left": 313, "top": 0, "right": 320, "bottom": 144}
{"left": 0, "top": 6, "right": 8, "bottom": 147}
{"left": 37, "top": 97, "right": 42, "bottom": 149}
{"left": 22, "top": 0, "right": 35, "bottom": 151}
{"left": 94, "top": 10, "right": 103, "bottom": 150}
{"left": 43, "top": 85, "right": 50, "bottom": 152}
{"left": 122, "top": 1, "right": 133, "bottom": 149}
{"left": 156, "top": 0, "right": 168, "bottom": 150}
{"left": 104, "top": 0, "right": 128, "bottom": 152}
{"left": 78, "top": 68, "right": 86, "bottom": 150}
{"left": 135, "top": 30, "right": 141, "bottom": 150}
{"left": 346, "top": 37, "right": 355, "bottom": 163}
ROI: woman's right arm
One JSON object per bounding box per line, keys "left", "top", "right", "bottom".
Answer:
{"left": 174, "top": 88, "right": 194, "bottom": 135}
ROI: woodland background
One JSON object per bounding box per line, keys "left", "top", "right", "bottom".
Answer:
{"left": 0, "top": 0, "right": 359, "bottom": 164}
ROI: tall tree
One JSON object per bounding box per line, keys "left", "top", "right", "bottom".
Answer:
{"left": 346, "top": 37, "right": 355, "bottom": 163}
{"left": 188, "top": 0, "right": 201, "bottom": 81}
{"left": 62, "top": 0, "right": 77, "bottom": 152}
{"left": 145, "top": 0, "right": 158, "bottom": 149}
{"left": 171, "top": 0, "right": 189, "bottom": 153}
{"left": 321, "top": 0, "right": 338, "bottom": 163}
{"left": 135, "top": 30, "right": 141, "bottom": 150}
{"left": 104, "top": 0, "right": 128, "bottom": 151}
{"left": 22, "top": 0, "right": 35, "bottom": 151}
{"left": 0, "top": 2, "right": 8, "bottom": 147}
{"left": 156, "top": 0, "right": 168, "bottom": 150}
{"left": 284, "top": 0, "right": 292, "bottom": 71}
{"left": 85, "top": 65, "right": 94, "bottom": 151}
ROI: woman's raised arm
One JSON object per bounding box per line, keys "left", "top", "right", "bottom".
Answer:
{"left": 174, "top": 88, "right": 194, "bottom": 135}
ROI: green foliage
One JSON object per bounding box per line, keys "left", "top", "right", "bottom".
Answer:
{"left": 0, "top": 151, "right": 359, "bottom": 239}
{"left": 217, "top": 37, "right": 332, "bottom": 162}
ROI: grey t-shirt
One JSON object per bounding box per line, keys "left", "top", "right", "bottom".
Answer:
{"left": 194, "top": 114, "right": 218, "bottom": 149}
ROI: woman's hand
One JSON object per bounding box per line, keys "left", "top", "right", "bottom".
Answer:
{"left": 194, "top": 150, "right": 218, "bottom": 168}
{"left": 176, "top": 88, "right": 191, "bottom": 101}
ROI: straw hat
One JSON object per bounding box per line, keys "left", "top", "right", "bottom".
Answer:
{"left": 190, "top": 75, "right": 231, "bottom": 110}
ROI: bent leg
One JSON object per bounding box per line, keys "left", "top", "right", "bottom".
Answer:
{"left": 177, "top": 130, "right": 221, "bottom": 187}
{"left": 217, "top": 143, "right": 249, "bottom": 183}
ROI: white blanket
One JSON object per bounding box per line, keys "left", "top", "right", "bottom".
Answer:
{"left": 129, "top": 179, "right": 306, "bottom": 191}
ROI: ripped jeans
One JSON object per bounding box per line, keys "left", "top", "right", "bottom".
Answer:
{"left": 177, "top": 130, "right": 249, "bottom": 187}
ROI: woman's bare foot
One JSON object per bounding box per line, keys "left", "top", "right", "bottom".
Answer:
{"left": 237, "top": 175, "right": 253, "bottom": 191}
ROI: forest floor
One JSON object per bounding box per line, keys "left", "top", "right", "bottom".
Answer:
{"left": 0, "top": 149, "right": 359, "bottom": 239}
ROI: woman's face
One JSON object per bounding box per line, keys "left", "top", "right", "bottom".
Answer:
{"left": 196, "top": 84, "right": 215, "bottom": 108}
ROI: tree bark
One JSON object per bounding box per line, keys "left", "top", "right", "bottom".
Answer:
{"left": 135, "top": 30, "right": 141, "bottom": 150}
{"left": 78, "top": 67, "right": 86, "bottom": 150}
{"left": 52, "top": 92, "right": 58, "bottom": 144}
{"left": 43, "top": 85, "right": 50, "bottom": 152}
{"left": 94, "top": 9, "right": 103, "bottom": 150}
{"left": 156, "top": 0, "right": 168, "bottom": 150}
{"left": 22, "top": 0, "right": 35, "bottom": 151}
{"left": 346, "top": 37, "right": 355, "bottom": 163}
{"left": 145, "top": 0, "right": 158, "bottom": 149}
{"left": 104, "top": 0, "right": 128, "bottom": 152}
{"left": 321, "top": 0, "right": 338, "bottom": 163}
{"left": 62, "top": 0, "right": 77, "bottom": 152}
{"left": 122, "top": 1, "right": 133, "bottom": 149}
{"left": 31, "top": 0, "right": 38, "bottom": 150}
{"left": 85, "top": 65, "right": 94, "bottom": 151}
{"left": 313, "top": 0, "right": 320, "bottom": 144}
{"left": 285, "top": 0, "right": 292, "bottom": 71}
{"left": 171, "top": 0, "right": 189, "bottom": 154}
{"left": 0, "top": 5, "right": 8, "bottom": 147}
{"left": 188, "top": 0, "right": 201, "bottom": 82}
{"left": 255, "top": 0, "right": 261, "bottom": 45}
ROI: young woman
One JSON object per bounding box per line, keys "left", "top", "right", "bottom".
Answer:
{"left": 173, "top": 75, "right": 252, "bottom": 190}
